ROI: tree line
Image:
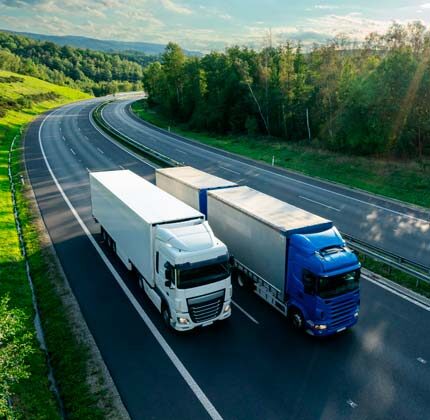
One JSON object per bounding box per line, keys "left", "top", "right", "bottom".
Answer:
{"left": 0, "top": 31, "right": 155, "bottom": 96}
{"left": 144, "top": 22, "right": 430, "bottom": 158}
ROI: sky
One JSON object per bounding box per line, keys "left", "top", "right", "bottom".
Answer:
{"left": 1, "top": 0, "right": 430, "bottom": 52}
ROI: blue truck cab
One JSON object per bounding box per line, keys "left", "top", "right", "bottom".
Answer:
{"left": 288, "top": 227, "right": 360, "bottom": 335}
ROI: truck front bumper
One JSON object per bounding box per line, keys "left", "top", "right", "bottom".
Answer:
{"left": 172, "top": 302, "right": 231, "bottom": 331}
{"left": 307, "top": 314, "right": 359, "bottom": 337}
{"left": 171, "top": 302, "right": 231, "bottom": 331}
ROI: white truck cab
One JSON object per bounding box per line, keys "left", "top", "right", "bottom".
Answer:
{"left": 90, "top": 170, "right": 232, "bottom": 331}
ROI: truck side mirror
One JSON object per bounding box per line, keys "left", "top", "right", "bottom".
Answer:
{"left": 165, "top": 279, "right": 172, "bottom": 288}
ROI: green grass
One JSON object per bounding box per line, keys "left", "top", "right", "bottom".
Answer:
{"left": 132, "top": 101, "right": 430, "bottom": 209}
{"left": 0, "top": 70, "right": 109, "bottom": 418}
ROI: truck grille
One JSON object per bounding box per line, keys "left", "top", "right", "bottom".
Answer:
{"left": 325, "top": 291, "right": 359, "bottom": 329}
{"left": 187, "top": 290, "right": 225, "bottom": 324}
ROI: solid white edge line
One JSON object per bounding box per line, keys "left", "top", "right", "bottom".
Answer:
{"left": 114, "top": 101, "right": 429, "bottom": 224}
{"left": 232, "top": 300, "right": 259, "bottom": 325}
{"left": 299, "top": 195, "right": 340, "bottom": 212}
{"left": 362, "top": 274, "right": 430, "bottom": 311}
{"left": 38, "top": 108, "right": 223, "bottom": 420}
{"left": 70, "top": 148, "right": 76, "bottom": 156}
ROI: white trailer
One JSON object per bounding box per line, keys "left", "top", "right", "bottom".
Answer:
{"left": 156, "top": 166, "right": 236, "bottom": 216}
{"left": 90, "top": 170, "right": 232, "bottom": 331}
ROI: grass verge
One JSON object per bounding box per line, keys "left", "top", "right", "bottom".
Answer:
{"left": 131, "top": 100, "right": 430, "bottom": 209}
{"left": 1, "top": 70, "right": 127, "bottom": 419}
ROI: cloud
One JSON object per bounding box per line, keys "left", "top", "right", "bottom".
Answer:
{"left": 314, "top": 4, "right": 339, "bottom": 10}
{"left": 0, "top": 0, "right": 47, "bottom": 6}
{"left": 160, "top": 0, "right": 192, "bottom": 15}
{"left": 420, "top": 3, "right": 430, "bottom": 9}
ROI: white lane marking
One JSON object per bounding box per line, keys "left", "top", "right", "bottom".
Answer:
{"left": 346, "top": 399, "right": 358, "bottom": 409}
{"left": 96, "top": 147, "right": 104, "bottom": 154}
{"left": 232, "top": 300, "right": 259, "bottom": 325}
{"left": 299, "top": 195, "right": 340, "bottom": 212}
{"left": 62, "top": 136, "right": 66, "bottom": 141}
{"left": 117, "top": 101, "right": 428, "bottom": 224}
{"left": 88, "top": 108, "right": 157, "bottom": 170}
{"left": 175, "top": 149, "right": 187, "bottom": 155}
{"left": 363, "top": 274, "right": 430, "bottom": 311}
{"left": 70, "top": 148, "right": 76, "bottom": 156}
{"left": 417, "top": 357, "right": 427, "bottom": 364}
{"left": 39, "top": 110, "right": 223, "bottom": 420}
{"left": 219, "top": 165, "right": 240, "bottom": 176}
{"left": 119, "top": 165, "right": 125, "bottom": 170}
{"left": 86, "top": 167, "right": 90, "bottom": 173}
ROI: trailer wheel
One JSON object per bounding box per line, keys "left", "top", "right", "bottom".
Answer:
{"left": 289, "top": 308, "right": 304, "bottom": 330}
{"left": 236, "top": 272, "right": 253, "bottom": 290}
{"left": 162, "top": 306, "right": 171, "bottom": 329}
{"left": 138, "top": 275, "right": 144, "bottom": 289}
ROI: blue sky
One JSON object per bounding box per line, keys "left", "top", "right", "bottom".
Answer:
{"left": 1, "top": 0, "right": 430, "bottom": 51}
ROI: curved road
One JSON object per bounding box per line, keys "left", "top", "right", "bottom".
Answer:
{"left": 25, "top": 98, "right": 430, "bottom": 420}
{"left": 102, "top": 99, "right": 430, "bottom": 269}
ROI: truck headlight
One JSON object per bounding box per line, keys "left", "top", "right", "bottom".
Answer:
{"left": 314, "top": 324, "right": 327, "bottom": 330}
{"left": 178, "top": 317, "right": 189, "bottom": 325}
{"left": 224, "top": 304, "right": 231, "bottom": 313}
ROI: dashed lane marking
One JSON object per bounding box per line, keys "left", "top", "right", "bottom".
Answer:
{"left": 299, "top": 195, "right": 340, "bottom": 212}
{"left": 232, "top": 300, "right": 259, "bottom": 325}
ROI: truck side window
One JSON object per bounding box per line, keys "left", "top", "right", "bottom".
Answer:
{"left": 156, "top": 252, "right": 159, "bottom": 273}
{"left": 302, "top": 270, "right": 317, "bottom": 295}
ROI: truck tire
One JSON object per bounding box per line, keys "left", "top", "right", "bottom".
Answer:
{"left": 138, "top": 275, "right": 144, "bottom": 290}
{"left": 236, "top": 271, "right": 253, "bottom": 290}
{"left": 289, "top": 308, "right": 305, "bottom": 330}
{"left": 162, "top": 306, "right": 172, "bottom": 329}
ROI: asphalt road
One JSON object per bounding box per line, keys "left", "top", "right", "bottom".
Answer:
{"left": 101, "top": 99, "right": 430, "bottom": 269}
{"left": 25, "top": 98, "right": 430, "bottom": 420}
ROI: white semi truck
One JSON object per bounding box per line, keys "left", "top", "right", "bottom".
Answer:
{"left": 90, "top": 170, "right": 232, "bottom": 331}
{"left": 156, "top": 167, "right": 361, "bottom": 336}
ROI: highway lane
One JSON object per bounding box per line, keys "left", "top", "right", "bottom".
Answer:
{"left": 102, "top": 100, "right": 430, "bottom": 269}
{"left": 25, "top": 98, "right": 430, "bottom": 419}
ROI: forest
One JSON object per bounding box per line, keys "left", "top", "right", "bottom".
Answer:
{"left": 144, "top": 22, "right": 430, "bottom": 158}
{"left": 0, "top": 31, "right": 155, "bottom": 95}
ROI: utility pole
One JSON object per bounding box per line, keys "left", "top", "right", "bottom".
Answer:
{"left": 306, "top": 108, "right": 311, "bottom": 141}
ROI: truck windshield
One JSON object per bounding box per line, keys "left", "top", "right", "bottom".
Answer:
{"left": 177, "top": 263, "right": 230, "bottom": 289}
{"left": 317, "top": 269, "right": 360, "bottom": 298}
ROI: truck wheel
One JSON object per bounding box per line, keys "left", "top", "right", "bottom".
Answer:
{"left": 162, "top": 306, "right": 171, "bottom": 329}
{"left": 289, "top": 308, "right": 304, "bottom": 330}
{"left": 237, "top": 272, "right": 248, "bottom": 288}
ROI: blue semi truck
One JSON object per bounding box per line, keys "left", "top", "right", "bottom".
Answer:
{"left": 156, "top": 166, "right": 360, "bottom": 336}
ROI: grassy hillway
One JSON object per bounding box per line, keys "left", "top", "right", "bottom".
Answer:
{"left": 0, "top": 70, "right": 125, "bottom": 419}
{"left": 132, "top": 100, "right": 430, "bottom": 210}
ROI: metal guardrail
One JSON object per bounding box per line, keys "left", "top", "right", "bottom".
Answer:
{"left": 343, "top": 233, "right": 430, "bottom": 286}
{"left": 94, "top": 101, "right": 430, "bottom": 287}
{"left": 93, "top": 101, "right": 182, "bottom": 168}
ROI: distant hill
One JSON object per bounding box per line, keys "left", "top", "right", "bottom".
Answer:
{"left": 4, "top": 30, "right": 202, "bottom": 57}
